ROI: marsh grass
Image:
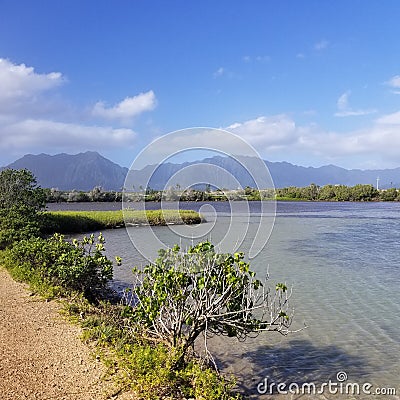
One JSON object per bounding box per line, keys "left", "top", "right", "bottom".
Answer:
{"left": 42, "top": 209, "right": 203, "bottom": 234}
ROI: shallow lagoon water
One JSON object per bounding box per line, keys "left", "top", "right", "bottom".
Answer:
{"left": 64, "top": 201, "right": 400, "bottom": 399}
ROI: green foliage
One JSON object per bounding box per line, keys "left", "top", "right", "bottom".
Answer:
{"left": 42, "top": 212, "right": 108, "bottom": 233}
{"left": 42, "top": 209, "right": 202, "bottom": 234}
{"left": 45, "top": 187, "right": 123, "bottom": 203}
{"left": 119, "top": 346, "right": 239, "bottom": 400}
{"left": 129, "top": 241, "right": 292, "bottom": 368}
{"left": 244, "top": 186, "right": 261, "bottom": 200}
{"left": 0, "top": 169, "right": 46, "bottom": 248}
{"left": 70, "top": 299, "right": 240, "bottom": 399}
{"left": 380, "top": 187, "right": 399, "bottom": 201}
{"left": 70, "top": 241, "right": 290, "bottom": 398}
{"left": 276, "top": 183, "right": 381, "bottom": 202}
{"left": 0, "top": 168, "right": 46, "bottom": 210}
{"left": 2, "top": 233, "right": 115, "bottom": 298}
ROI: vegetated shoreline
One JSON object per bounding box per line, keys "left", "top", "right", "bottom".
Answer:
{"left": 0, "top": 168, "right": 245, "bottom": 398}
{"left": 42, "top": 209, "right": 204, "bottom": 234}
{"left": 1, "top": 233, "right": 245, "bottom": 399}
{"left": 46, "top": 183, "right": 399, "bottom": 203}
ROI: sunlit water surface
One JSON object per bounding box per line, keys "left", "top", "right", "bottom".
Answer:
{"left": 58, "top": 201, "right": 400, "bottom": 399}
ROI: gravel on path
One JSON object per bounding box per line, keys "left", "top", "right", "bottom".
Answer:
{"left": 0, "top": 268, "right": 133, "bottom": 400}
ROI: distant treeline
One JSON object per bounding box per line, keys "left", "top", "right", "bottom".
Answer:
{"left": 45, "top": 184, "right": 400, "bottom": 203}
{"left": 276, "top": 183, "right": 398, "bottom": 201}
{"left": 46, "top": 186, "right": 273, "bottom": 202}
{"left": 45, "top": 186, "right": 123, "bottom": 203}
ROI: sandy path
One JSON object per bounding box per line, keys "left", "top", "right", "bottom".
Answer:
{"left": 0, "top": 268, "right": 132, "bottom": 400}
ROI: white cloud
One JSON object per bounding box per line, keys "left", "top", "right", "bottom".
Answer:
{"left": 221, "top": 112, "right": 400, "bottom": 168}
{"left": 0, "top": 59, "right": 156, "bottom": 163}
{"left": 92, "top": 91, "right": 156, "bottom": 121}
{"left": 385, "top": 75, "right": 400, "bottom": 94}
{"left": 386, "top": 75, "right": 400, "bottom": 88}
{"left": 226, "top": 115, "right": 297, "bottom": 149}
{"left": 213, "top": 67, "right": 225, "bottom": 78}
{"left": 335, "top": 90, "right": 377, "bottom": 117}
{"left": 336, "top": 91, "right": 351, "bottom": 111}
{"left": 0, "top": 58, "right": 64, "bottom": 103}
{"left": 314, "top": 40, "right": 329, "bottom": 51}
{"left": 0, "top": 119, "right": 136, "bottom": 152}
{"left": 375, "top": 110, "right": 400, "bottom": 125}
{"left": 242, "top": 55, "right": 271, "bottom": 64}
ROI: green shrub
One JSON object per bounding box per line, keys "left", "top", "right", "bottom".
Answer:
{"left": 0, "top": 169, "right": 46, "bottom": 248}
{"left": 129, "top": 241, "right": 292, "bottom": 368}
{"left": 74, "top": 300, "right": 240, "bottom": 399}
{"left": 2, "top": 233, "right": 116, "bottom": 298}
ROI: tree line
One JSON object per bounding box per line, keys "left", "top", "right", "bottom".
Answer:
{"left": 46, "top": 183, "right": 400, "bottom": 203}
{"left": 276, "top": 183, "right": 400, "bottom": 201}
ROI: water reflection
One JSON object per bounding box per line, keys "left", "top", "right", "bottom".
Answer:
{"left": 214, "top": 338, "right": 370, "bottom": 398}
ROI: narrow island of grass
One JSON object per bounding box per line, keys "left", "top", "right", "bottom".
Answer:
{"left": 42, "top": 209, "right": 203, "bottom": 234}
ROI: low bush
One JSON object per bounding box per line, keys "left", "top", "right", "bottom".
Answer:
{"left": 70, "top": 300, "right": 240, "bottom": 400}
{"left": 1, "top": 233, "right": 117, "bottom": 299}
{"left": 128, "top": 241, "right": 292, "bottom": 368}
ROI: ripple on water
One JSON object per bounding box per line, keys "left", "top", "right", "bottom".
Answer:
{"left": 94, "top": 202, "right": 400, "bottom": 399}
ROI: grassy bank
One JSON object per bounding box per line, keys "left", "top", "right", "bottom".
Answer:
{"left": 42, "top": 209, "right": 203, "bottom": 234}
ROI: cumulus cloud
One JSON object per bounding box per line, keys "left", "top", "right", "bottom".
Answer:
{"left": 386, "top": 75, "right": 400, "bottom": 88}
{"left": 305, "top": 117, "right": 400, "bottom": 162}
{"left": 335, "top": 90, "right": 376, "bottom": 117}
{"left": 222, "top": 112, "right": 400, "bottom": 168}
{"left": 92, "top": 91, "right": 156, "bottom": 121}
{"left": 386, "top": 75, "right": 400, "bottom": 94}
{"left": 375, "top": 110, "right": 400, "bottom": 125}
{"left": 0, "top": 58, "right": 64, "bottom": 103}
{"left": 0, "top": 59, "right": 155, "bottom": 163}
{"left": 0, "top": 119, "right": 136, "bottom": 153}
{"left": 226, "top": 115, "right": 297, "bottom": 149}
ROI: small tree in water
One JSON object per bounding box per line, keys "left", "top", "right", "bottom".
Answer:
{"left": 128, "top": 241, "right": 295, "bottom": 369}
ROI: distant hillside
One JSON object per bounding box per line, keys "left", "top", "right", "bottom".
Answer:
{"left": 5, "top": 151, "right": 128, "bottom": 191}
{"left": 265, "top": 160, "right": 400, "bottom": 188}
{"left": 129, "top": 155, "right": 400, "bottom": 190}
{"left": 4, "top": 152, "right": 400, "bottom": 190}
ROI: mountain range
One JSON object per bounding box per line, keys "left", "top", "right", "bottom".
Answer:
{"left": 4, "top": 152, "right": 128, "bottom": 191}
{"left": 3, "top": 151, "right": 400, "bottom": 190}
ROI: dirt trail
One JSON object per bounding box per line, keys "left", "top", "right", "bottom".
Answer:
{"left": 0, "top": 268, "right": 132, "bottom": 400}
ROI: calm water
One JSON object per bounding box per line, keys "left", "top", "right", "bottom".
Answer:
{"left": 64, "top": 201, "right": 400, "bottom": 399}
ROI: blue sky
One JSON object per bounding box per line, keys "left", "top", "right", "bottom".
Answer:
{"left": 1, "top": 0, "right": 400, "bottom": 169}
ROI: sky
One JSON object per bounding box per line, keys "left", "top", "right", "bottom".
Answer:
{"left": 1, "top": 0, "right": 400, "bottom": 170}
